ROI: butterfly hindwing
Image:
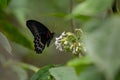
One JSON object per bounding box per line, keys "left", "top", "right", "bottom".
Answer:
{"left": 26, "top": 20, "right": 54, "bottom": 54}
{"left": 34, "top": 34, "right": 45, "bottom": 53}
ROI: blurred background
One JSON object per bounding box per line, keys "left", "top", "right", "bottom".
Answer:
{"left": 0, "top": 0, "right": 76, "bottom": 80}
{"left": 1, "top": 0, "right": 119, "bottom": 80}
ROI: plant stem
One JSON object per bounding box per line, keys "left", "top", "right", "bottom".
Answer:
{"left": 112, "top": 0, "right": 119, "bottom": 13}
{"left": 70, "top": 0, "right": 75, "bottom": 33}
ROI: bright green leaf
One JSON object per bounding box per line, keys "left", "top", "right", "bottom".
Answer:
{"left": 48, "top": 13, "right": 67, "bottom": 17}
{"left": 49, "top": 66, "right": 78, "bottom": 80}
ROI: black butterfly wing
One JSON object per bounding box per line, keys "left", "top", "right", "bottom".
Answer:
{"left": 26, "top": 20, "right": 54, "bottom": 54}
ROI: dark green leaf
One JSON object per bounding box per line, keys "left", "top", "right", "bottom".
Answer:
{"left": 31, "top": 65, "right": 54, "bottom": 80}
{"left": 67, "top": 56, "right": 92, "bottom": 74}
{"left": 0, "top": 0, "right": 10, "bottom": 9}
{"left": 0, "top": 0, "right": 7, "bottom": 8}
{"left": 78, "top": 66, "right": 105, "bottom": 80}
{"left": 0, "top": 20, "right": 33, "bottom": 49}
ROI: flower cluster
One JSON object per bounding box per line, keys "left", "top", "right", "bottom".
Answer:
{"left": 55, "top": 29, "right": 85, "bottom": 57}
{"left": 55, "top": 32, "right": 66, "bottom": 51}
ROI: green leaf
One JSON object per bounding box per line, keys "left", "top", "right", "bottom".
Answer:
{"left": 72, "top": 0, "right": 114, "bottom": 16}
{"left": 44, "top": 13, "right": 67, "bottom": 17}
{"left": 83, "top": 15, "right": 120, "bottom": 79}
{"left": 0, "top": 32, "right": 12, "bottom": 54}
{"left": 0, "top": 0, "right": 10, "bottom": 9}
{"left": 0, "top": 0, "right": 7, "bottom": 8}
{"left": 0, "top": 20, "right": 33, "bottom": 49}
{"left": 67, "top": 56, "right": 92, "bottom": 74}
{"left": 49, "top": 66, "right": 78, "bottom": 80}
{"left": 16, "top": 62, "right": 39, "bottom": 72}
{"left": 78, "top": 66, "right": 104, "bottom": 80}
{"left": 8, "top": 0, "right": 27, "bottom": 25}
{"left": 11, "top": 65, "right": 28, "bottom": 80}
{"left": 115, "top": 69, "right": 120, "bottom": 80}
{"left": 31, "top": 65, "right": 54, "bottom": 80}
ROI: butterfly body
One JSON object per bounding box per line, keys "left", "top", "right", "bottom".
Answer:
{"left": 26, "top": 20, "right": 54, "bottom": 54}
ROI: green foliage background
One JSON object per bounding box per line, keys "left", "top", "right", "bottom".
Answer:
{"left": 0, "top": 0, "right": 120, "bottom": 80}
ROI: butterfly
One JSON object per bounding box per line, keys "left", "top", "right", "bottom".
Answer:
{"left": 26, "top": 20, "right": 54, "bottom": 54}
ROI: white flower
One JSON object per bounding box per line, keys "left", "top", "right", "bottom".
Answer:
{"left": 76, "top": 47, "right": 78, "bottom": 51}
{"left": 59, "top": 46, "right": 63, "bottom": 51}
{"left": 78, "top": 43, "right": 81, "bottom": 46}
{"left": 55, "top": 43, "right": 63, "bottom": 51}
{"left": 64, "top": 41, "right": 68, "bottom": 45}
{"left": 72, "top": 48, "right": 76, "bottom": 54}
{"left": 54, "top": 32, "right": 69, "bottom": 52}
{"left": 56, "top": 37, "right": 59, "bottom": 41}
{"left": 83, "top": 47, "right": 87, "bottom": 52}
{"left": 59, "top": 35, "right": 63, "bottom": 39}
{"left": 70, "top": 45, "right": 73, "bottom": 49}
{"left": 56, "top": 46, "right": 59, "bottom": 49}
{"left": 55, "top": 41, "right": 59, "bottom": 46}
{"left": 61, "top": 32, "right": 66, "bottom": 36}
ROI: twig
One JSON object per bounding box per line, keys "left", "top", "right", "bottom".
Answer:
{"left": 70, "top": 0, "right": 76, "bottom": 33}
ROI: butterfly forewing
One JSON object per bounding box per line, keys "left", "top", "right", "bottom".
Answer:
{"left": 26, "top": 20, "right": 54, "bottom": 54}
